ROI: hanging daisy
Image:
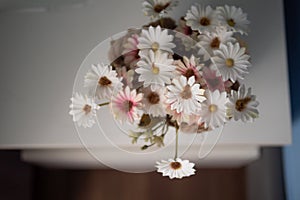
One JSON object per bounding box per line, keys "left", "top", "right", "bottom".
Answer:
{"left": 84, "top": 64, "right": 123, "bottom": 100}
{"left": 137, "top": 25, "right": 176, "bottom": 53}
{"left": 198, "top": 90, "right": 227, "bottom": 129}
{"left": 166, "top": 76, "right": 206, "bottom": 115}
{"left": 217, "top": 5, "right": 250, "bottom": 35}
{"left": 226, "top": 85, "right": 259, "bottom": 122}
{"left": 136, "top": 50, "right": 175, "bottom": 91}
{"left": 142, "top": 0, "right": 178, "bottom": 20}
{"left": 174, "top": 55, "right": 203, "bottom": 83}
{"left": 111, "top": 86, "right": 144, "bottom": 124}
{"left": 69, "top": 93, "right": 100, "bottom": 128}
{"left": 156, "top": 158, "right": 196, "bottom": 179}
{"left": 185, "top": 4, "right": 218, "bottom": 34}
{"left": 142, "top": 87, "right": 166, "bottom": 117}
{"left": 211, "top": 42, "right": 251, "bottom": 82}
{"left": 197, "top": 27, "right": 236, "bottom": 61}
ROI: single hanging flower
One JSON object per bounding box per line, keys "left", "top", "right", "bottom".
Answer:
{"left": 198, "top": 90, "right": 227, "bottom": 129}
{"left": 211, "top": 42, "right": 251, "bottom": 82}
{"left": 197, "top": 27, "right": 236, "bottom": 61}
{"left": 226, "top": 85, "right": 259, "bottom": 122}
{"left": 136, "top": 50, "right": 175, "bottom": 91}
{"left": 137, "top": 26, "right": 176, "bottom": 53}
{"left": 84, "top": 64, "right": 123, "bottom": 100}
{"left": 156, "top": 158, "right": 196, "bottom": 179}
{"left": 69, "top": 93, "right": 100, "bottom": 128}
{"left": 142, "top": 0, "right": 178, "bottom": 20}
{"left": 166, "top": 76, "right": 206, "bottom": 115}
{"left": 217, "top": 5, "right": 250, "bottom": 35}
{"left": 185, "top": 4, "right": 218, "bottom": 34}
{"left": 111, "top": 86, "right": 144, "bottom": 124}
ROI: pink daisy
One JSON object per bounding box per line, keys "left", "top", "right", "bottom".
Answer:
{"left": 174, "top": 55, "right": 203, "bottom": 83}
{"left": 123, "top": 34, "right": 140, "bottom": 68}
{"left": 111, "top": 86, "right": 143, "bottom": 124}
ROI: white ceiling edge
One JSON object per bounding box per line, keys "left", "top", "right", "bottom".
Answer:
{"left": 21, "top": 145, "right": 260, "bottom": 169}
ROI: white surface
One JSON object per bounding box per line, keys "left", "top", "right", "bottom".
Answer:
{"left": 0, "top": 0, "right": 291, "bottom": 152}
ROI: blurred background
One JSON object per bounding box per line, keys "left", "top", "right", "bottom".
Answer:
{"left": 0, "top": 0, "right": 299, "bottom": 199}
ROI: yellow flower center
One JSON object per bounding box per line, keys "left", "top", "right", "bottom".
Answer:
{"left": 225, "top": 58, "right": 235, "bottom": 68}
{"left": 151, "top": 42, "right": 160, "bottom": 51}
{"left": 170, "top": 161, "right": 182, "bottom": 170}
{"left": 152, "top": 64, "right": 160, "bottom": 74}
{"left": 83, "top": 104, "right": 92, "bottom": 114}
{"left": 227, "top": 18, "right": 236, "bottom": 27}
{"left": 209, "top": 104, "right": 218, "bottom": 112}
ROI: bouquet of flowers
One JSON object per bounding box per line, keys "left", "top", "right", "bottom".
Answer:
{"left": 69, "top": 0, "right": 259, "bottom": 179}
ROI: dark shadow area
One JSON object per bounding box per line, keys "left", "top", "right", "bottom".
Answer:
{"left": 284, "top": 0, "right": 300, "bottom": 121}
{"left": 0, "top": 148, "right": 286, "bottom": 200}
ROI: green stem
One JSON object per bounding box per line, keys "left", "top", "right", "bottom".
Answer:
{"left": 174, "top": 127, "right": 179, "bottom": 159}
{"left": 98, "top": 102, "right": 110, "bottom": 107}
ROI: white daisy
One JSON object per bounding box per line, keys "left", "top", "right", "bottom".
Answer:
{"left": 156, "top": 158, "right": 196, "bottom": 179}
{"left": 166, "top": 76, "right": 206, "bottom": 115}
{"left": 111, "top": 86, "right": 144, "bottom": 124}
{"left": 198, "top": 90, "right": 227, "bottom": 129}
{"left": 142, "top": 0, "right": 178, "bottom": 20}
{"left": 69, "top": 93, "right": 99, "bottom": 128}
{"left": 84, "top": 64, "right": 123, "bottom": 100}
{"left": 197, "top": 27, "right": 236, "bottom": 61}
{"left": 217, "top": 5, "right": 250, "bottom": 35}
{"left": 226, "top": 85, "right": 259, "bottom": 122}
{"left": 211, "top": 42, "right": 251, "bottom": 82}
{"left": 136, "top": 50, "right": 175, "bottom": 91}
{"left": 185, "top": 4, "right": 218, "bottom": 34}
{"left": 142, "top": 87, "right": 166, "bottom": 117}
{"left": 137, "top": 26, "right": 176, "bottom": 53}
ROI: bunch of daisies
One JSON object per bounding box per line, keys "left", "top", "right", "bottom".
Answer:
{"left": 69, "top": 0, "right": 259, "bottom": 179}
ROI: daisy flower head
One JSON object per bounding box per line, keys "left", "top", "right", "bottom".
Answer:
{"left": 217, "top": 5, "right": 250, "bottom": 35}
{"left": 122, "top": 34, "right": 140, "bottom": 68}
{"left": 69, "top": 93, "right": 99, "bottom": 128}
{"left": 166, "top": 75, "right": 206, "bottom": 115}
{"left": 185, "top": 4, "right": 218, "bottom": 34}
{"left": 136, "top": 50, "right": 175, "bottom": 91}
{"left": 226, "top": 85, "right": 259, "bottom": 122}
{"left": 142, "top": 0, "right": 178, "bottom": 20}
{"left": 174, "top": 55, "right": 203, "bottom": 83}
{"left": 156, "top": 158, "right": 196, "bottom": 179}
{"left": 111, "top": 86, "right": 144, "bottom": 124}
{"left": 142, "top": 87, "right": 166, "bottom": 117}
{"left": 84, "top": 64, "right": 123, "bottom": 100}
{"left": 198, "top": 90, "right": 227, "bottom": 129}
{"left": 137, "top": 26, "right": 176, "bottom": 53}
{"left": 211, "top": 42, "right": 251, "bottom": 82}
{"left": 197, "top": 27, "right": 236, "bottom": 61}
